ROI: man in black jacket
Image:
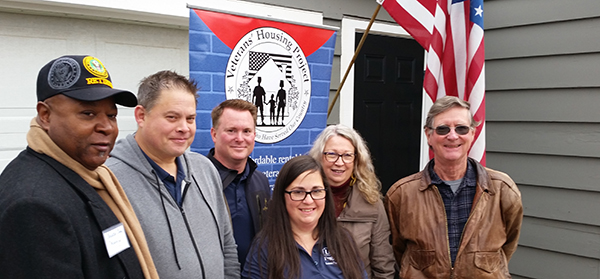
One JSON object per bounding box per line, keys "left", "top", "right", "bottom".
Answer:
{"left": 0, "top": 55, "right": 151, "bottom": 278}
{"left": 208, "top": 99, "right": 271, "bottom": 269}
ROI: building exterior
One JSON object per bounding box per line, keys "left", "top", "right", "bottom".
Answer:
{"left": 484, "top": 1, "right": 600, "bottom": 278}
{"left": 1, "top": 0, "right": 599, "bottom": 278}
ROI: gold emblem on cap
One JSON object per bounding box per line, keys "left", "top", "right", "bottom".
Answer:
{"left": 83, "top": 56, "right": 109, "bottom": 79}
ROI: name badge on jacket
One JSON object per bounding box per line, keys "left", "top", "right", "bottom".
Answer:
{"left": 102, "top": 223, "right": 131, "bottom": 258}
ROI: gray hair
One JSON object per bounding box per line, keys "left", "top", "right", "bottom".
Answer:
{"left": 424, "top": 96, "right": 480, "bottom": 134}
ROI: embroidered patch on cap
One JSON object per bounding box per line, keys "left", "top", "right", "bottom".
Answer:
{"left": 83, "top": 56, "right": 109, "bottom": 78}
{"left": 83, "top": 56, "right": 113, "bottom": 88}
{"left": 48, "top": 57, "right": 80, "bottom": 90}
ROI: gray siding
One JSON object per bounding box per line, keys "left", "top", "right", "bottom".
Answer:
{"left": 486, "top": 0, "right": 600, "bottom": 278}
{"left": 248, "top": 0, "right": 392, "bottom": 21}
{"left": 324, "top": 17, "right": 343, "bottom": 124}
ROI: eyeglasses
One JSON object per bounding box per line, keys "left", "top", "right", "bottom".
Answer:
{"left": 432, "top": 125, "right": 471, "bottom": 135}
{"left": 285, "top": 188, "right": 327, "bottom": 201}
{"left": 323, "top": 152, "right": 355, "bottom": 163}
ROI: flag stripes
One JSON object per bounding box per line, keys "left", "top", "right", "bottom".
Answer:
{"left": 380, "top": 0, "right": 486, "bottom": 165}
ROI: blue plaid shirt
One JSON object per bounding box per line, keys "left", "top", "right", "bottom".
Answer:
{"left": 429, "top": 160, "right": 477, "bottom": 266}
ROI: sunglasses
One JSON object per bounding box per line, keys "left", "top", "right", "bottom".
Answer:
{"left": 432, "top": 125, "right": 471, "bottom": 135}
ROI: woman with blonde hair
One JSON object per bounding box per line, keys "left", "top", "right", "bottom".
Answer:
{"left": 309, "top": 124, "right": 395, "bottom": 279}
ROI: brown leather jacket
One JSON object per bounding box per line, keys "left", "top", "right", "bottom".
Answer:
{"left": 338, "top": 184, "right": 396, "bottom": 279}
{"left": 385, "top": 159, "right": 522, "bottom": 279}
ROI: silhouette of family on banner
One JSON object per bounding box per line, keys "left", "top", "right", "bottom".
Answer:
{"left": 252, "top": 77, "right": 287, "bottom": 127}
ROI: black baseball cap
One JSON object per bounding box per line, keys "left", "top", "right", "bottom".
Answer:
{"left": 37, "top": 55, "right": 137, "bottom": 107}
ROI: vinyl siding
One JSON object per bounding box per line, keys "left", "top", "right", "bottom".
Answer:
{"left": 323, "top": 17, "right": 342, "bottom": 124}
{"left": 485, "top": 0, "right": 600, "bottom": 278}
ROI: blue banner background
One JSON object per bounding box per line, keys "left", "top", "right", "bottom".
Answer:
{"left": 189, "top": 9, "right": 336, "bottom": 186}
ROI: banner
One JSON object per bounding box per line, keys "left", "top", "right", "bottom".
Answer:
{"left": 189, "top": 7, "right": 337, "bottom": 185}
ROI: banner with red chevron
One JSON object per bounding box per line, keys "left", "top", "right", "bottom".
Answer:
{"left": 189, "top": 7, "right": 337, "bottom": 186}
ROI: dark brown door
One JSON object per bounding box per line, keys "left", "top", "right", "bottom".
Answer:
{"left": 353, "top": 33, "right": 424, "bottom": 194}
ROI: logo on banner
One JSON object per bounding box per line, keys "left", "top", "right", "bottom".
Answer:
{"left": 225, "top": 27, "right": 311, "bottom": 144}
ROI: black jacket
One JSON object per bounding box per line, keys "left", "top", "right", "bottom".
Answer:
{"left": 0, "top": 147, "right": 143, "bottom": 279}
{"left": 206, "top": 148, "right": 270, "bottom": 235}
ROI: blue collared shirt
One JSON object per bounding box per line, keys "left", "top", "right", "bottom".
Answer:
{"left": 223, "top": 163, "right": 254, "bottom": 268}
{"left": 243, "top": 240, "right": 367, "bottom": 279}
{"left": 295, "top": 243, "right": 344, "bottom": 279}
{"left": 429, "top": 160, "right": 477, "bottom": 265}
{"left": 142, "top": 151, "right": 186, "bottom": 207}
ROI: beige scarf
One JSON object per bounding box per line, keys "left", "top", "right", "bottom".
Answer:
{"left": 27, "top": 118, "right": 159, "bottom": 279}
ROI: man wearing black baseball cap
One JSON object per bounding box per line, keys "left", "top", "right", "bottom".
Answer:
{"left": 0, "top": 55, "right": 158, "bottom": 278}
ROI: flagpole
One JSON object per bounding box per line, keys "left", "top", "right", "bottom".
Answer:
{"left": 327, "top": 3, "right": 381, "bottom": 117}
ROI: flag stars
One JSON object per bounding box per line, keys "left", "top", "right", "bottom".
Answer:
{"left": 474, "top": 5, "right": 483, "bottom": 17}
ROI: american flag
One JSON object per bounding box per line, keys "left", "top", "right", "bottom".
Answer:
{"left": 248, "top": 51, "right": 293, "bottom": 81}
{"left": 378, "top": 0, "right": 486, "bottom": 165}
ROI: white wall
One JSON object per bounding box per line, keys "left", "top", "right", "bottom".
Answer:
{"left": 0, "top": 0, "right": 322, "bottom": 27}
{"left": 0, "top": 0, "right": 323, "bottom": 171}
{"left": 0, "top": 10, "right": 188, "bottom": 170}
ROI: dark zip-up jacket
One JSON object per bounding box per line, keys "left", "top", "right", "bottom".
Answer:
{"left": 207, "top": 148, "right": 271, "bottom": 237}
{"left": 0, "top": 147, "right": 144, "bottom": 278}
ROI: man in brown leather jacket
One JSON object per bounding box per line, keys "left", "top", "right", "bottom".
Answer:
{"left": 385, "top": 96, "right": 523, "bottom": 279}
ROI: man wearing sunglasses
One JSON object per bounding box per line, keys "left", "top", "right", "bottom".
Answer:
{"left": 385, "top": 96, "right": 523, "bottom": 279}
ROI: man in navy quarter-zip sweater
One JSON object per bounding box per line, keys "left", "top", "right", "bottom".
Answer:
{"left": 106, "top": 70, "right": 239, "bottom": 279}
{"left": 207, "top": 99, "right": 271, "bottom": 270}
